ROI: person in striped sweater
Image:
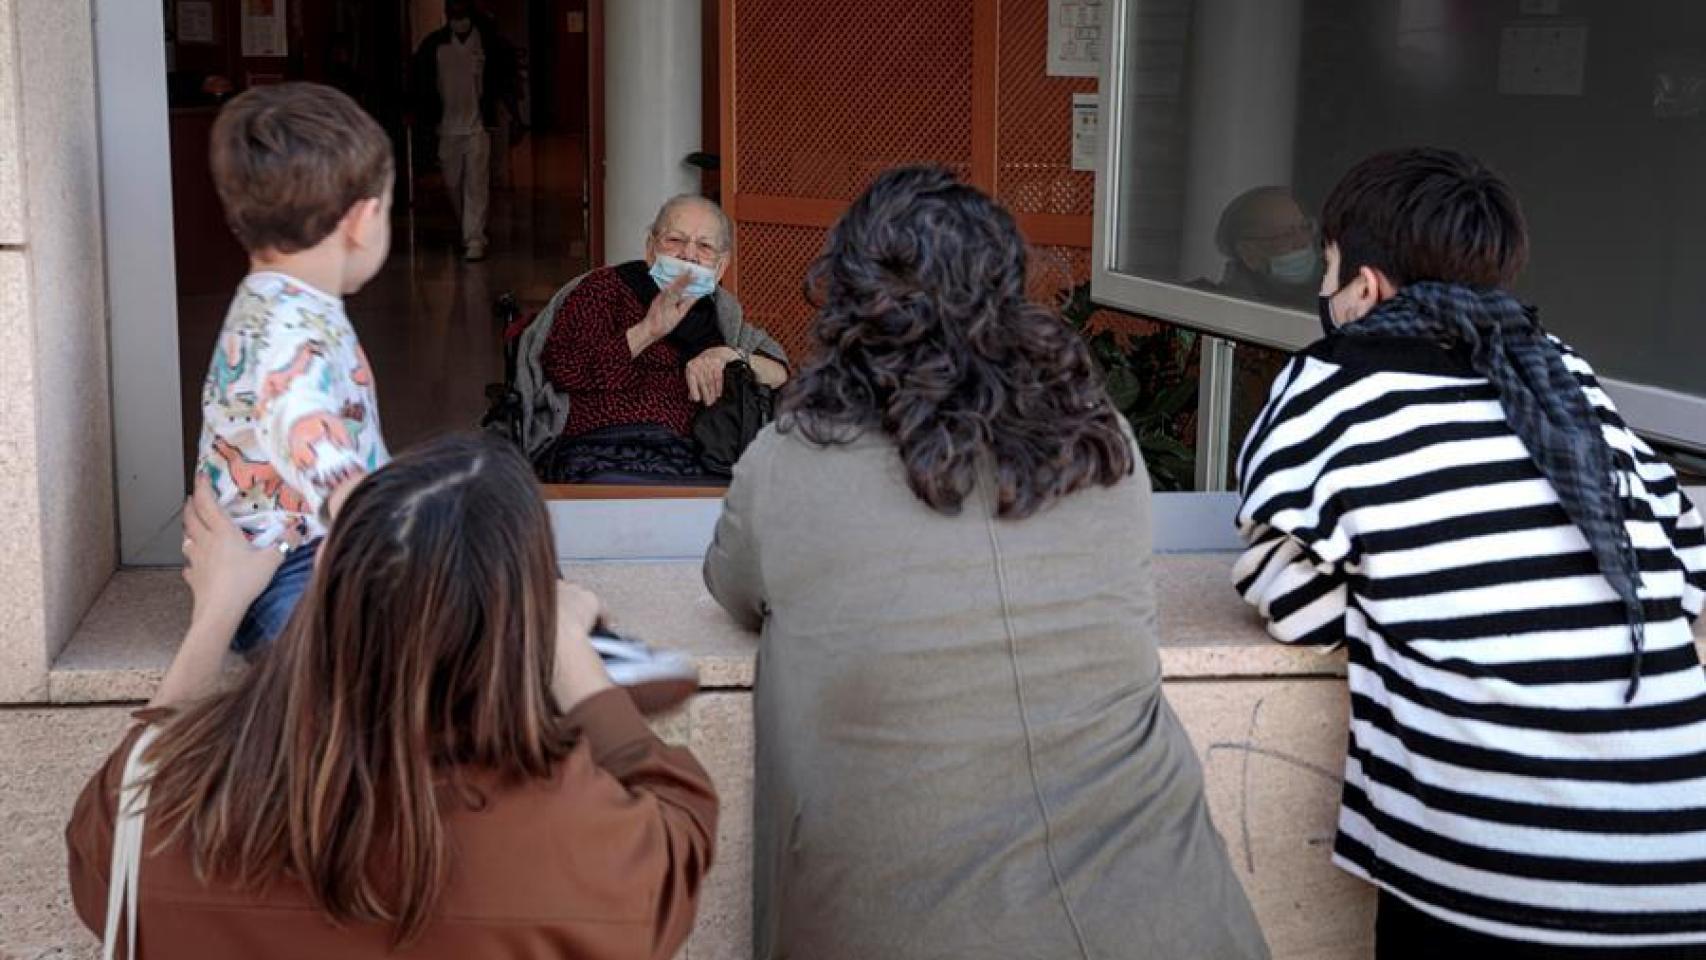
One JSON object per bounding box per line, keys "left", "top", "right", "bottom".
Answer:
{"left": 1233, "top": 147, "right": 1706, "bottom": 958}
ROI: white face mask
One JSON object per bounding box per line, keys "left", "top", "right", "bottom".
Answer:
{"left": 649, "top": 254, "right": 718, "bottom": 300}
{"left": 1267, "top": 245, "right": 1320, "bottom": 285}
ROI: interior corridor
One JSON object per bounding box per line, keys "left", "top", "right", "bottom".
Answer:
{"left": 176, "top": 131, "right": 592, "bottom": 471}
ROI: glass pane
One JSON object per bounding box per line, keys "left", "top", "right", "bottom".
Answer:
{"left": 1228, "top": 339, "right": 1290, "bottom": 483}
{"left": 1107, "top": 0, "right": 1706, "bottom": 444}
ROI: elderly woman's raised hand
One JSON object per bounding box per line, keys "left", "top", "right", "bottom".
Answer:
{"left": 626, "top": 273, "right": 702, "bottom": 359}
{"left": 641, "top": 272, "right": 698, "bottom": 341}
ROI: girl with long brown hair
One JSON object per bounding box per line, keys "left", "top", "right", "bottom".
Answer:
{"left": 67, "top": 434, "right": 716, "bottom": 959}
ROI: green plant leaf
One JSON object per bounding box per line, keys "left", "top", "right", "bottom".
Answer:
{"left": 1105, "top": 367, "right": 1142, "bottom": 409}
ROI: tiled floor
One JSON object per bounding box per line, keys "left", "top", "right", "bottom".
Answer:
{"left": 175, "top": 134, "right": 592, "bottom": 474}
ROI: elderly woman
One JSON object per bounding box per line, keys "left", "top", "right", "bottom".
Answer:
{"left": 536, "top": 195, "right": 788, "bottom": 484}
{"left": 704, "top": 167, "right": 1267, "bottom": 959}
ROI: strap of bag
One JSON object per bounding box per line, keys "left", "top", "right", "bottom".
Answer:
{"left": 103, "top": 725, "right": 161, "bottom": 960}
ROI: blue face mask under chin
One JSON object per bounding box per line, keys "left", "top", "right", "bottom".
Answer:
{"left": 649, "top": 254, "right": 719, "bottom": 300}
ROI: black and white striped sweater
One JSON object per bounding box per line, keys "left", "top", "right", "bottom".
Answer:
{"left": 1234, "top": 332, "right": 1706, "bottom": 948}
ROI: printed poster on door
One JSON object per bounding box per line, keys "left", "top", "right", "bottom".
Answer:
{"left": 242, "top": 0, "right": 288, "bottom": 58}
{"left": 1049, "top": 0, "right": 1104, "bottom": 78}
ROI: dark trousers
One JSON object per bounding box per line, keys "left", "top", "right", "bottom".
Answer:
{"left": 532, "top": 423, "right": 727, "bottom": 486}
{"left": 230, "top": 538, "right": 321, "bottom": 654}
{"left": 1377, "top": 892, "right": 1706, "bottom": 960}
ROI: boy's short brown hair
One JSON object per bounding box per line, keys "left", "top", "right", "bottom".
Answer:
{"left": 210, "top": 82, "right": 393, "bottom": 255}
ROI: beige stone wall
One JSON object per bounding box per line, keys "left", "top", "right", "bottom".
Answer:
{"left": 13, "top": 0, "right": 116, "bottom": 667}
{"left": 0, "top": 0, "right": 118, "bottom": 701}
{"left": 0, "top": 246, "right": 50, "bottom": 700}
{"left": 0, "top": 0, "right": 20, "bottom": 246}
{"left": 672, "top": 680, "right": 1372, "bottom": 960}
{"left": 1, "top": 681, "right": 1372, "bottom": 960}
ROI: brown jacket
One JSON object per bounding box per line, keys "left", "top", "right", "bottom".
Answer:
{"left": 65, "top": 688, "right": 717, "bottom": 959}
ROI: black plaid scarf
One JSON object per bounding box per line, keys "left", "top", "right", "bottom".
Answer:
{"left": 1345, "top": 281, "right": 1647, "bottom": 700}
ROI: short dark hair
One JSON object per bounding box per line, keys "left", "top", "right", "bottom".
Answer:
{"left": 1320, "top": 147, "right": 1527, "bottom": 290}
{"left": 781, "top": 166, "right": 1134, "bottom": 520}
{"left": 210, "top": 82, "right": 393, "bottom": 255}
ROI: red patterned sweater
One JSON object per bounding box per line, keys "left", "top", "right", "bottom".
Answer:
{"left": 541, "top": 266, "right": 701, "bottom": 439}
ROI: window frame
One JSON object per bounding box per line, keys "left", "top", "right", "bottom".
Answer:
{"left": 1089, "top": 0, "right": 1706, "bottom": 458}
{"left": 91, "top": 1, "right": 1292, "bottom": 564}
{"left": 97, "top": 0, "right": 190, "bottom": 565}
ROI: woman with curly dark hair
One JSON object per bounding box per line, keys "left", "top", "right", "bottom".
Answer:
{"left": 704, "top": 167, "right": 1267, "bottom": 960}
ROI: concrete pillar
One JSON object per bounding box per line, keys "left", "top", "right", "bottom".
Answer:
{"left": 604, "top": 0, "right": 701, "bottom": 264}
{"left": 0, "top": 0, "right": 118, "bottom": 700}
{"left": 1176, "top": 0, "right": 1302, "bottom": 282}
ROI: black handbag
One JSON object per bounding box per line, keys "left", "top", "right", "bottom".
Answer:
{"left": 692, "top": 360, "right": 774, "bottom": 476}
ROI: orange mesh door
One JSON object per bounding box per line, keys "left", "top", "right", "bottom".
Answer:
{"left": 721, "top": 0, "right": 1105, "bottom": 358}
{"left": 723, "top": 0, "right": 980, "bottom": 359}
{"left": 996, "top": 0, "right": 1097, "bottom": 221}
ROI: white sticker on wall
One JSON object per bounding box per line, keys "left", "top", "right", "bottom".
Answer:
{"left": 241, "top": 0, "right": 289, "bottom": 58}
{"left": 1498, "top": 23, "right": 1588, "bottom": 96}
{"left": 177, "top": 1, "right": 216, "bottom": 45}
{"left": 1071, "top": 93, "right": 1099, "bottom": 172}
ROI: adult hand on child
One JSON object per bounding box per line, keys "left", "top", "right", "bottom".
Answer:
{"left": 551, "top": 579, "right": 615, "bottom": 712}
{"left": 182, "top": 474, "right": 284, "bottom": 631}
{"left": 153, "top": 476, "right": 285, "bottom": 708}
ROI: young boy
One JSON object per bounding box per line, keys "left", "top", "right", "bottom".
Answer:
{"left": 200, "top": 82, "right": 393, "bottom": 653}
{"left": 1234, "top": 148, "right": 1706, "bottom": 957}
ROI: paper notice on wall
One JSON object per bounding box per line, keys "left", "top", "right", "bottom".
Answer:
{"left": 1071, "top": 93, "right": 1099, "bottom": 171}
{"left": 1049, "top": 0, "right": 1105, "bottom": 78}
{"left": 1498, "top": 23, "right": 1587, "bottom": 96}
{"left": 177, "top": 1, "right": 216, "bottom": 45}
{"left": 242, "top": 0, "right": 289, "bottom": 58}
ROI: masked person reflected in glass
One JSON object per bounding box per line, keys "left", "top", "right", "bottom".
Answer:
{"left": 1211, "top": 185, "right": 1321, "bottom": 310}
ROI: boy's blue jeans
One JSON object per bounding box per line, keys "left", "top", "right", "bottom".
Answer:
{"left": 230, "top": 538, "right": 321, "bottom": 655}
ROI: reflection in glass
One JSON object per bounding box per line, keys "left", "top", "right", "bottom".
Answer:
{"left": 1209, "top": 186, "right": 1319, "bottom": 310}
{"left": 1106, "top": 0, "right": 1706, "bottom": 462}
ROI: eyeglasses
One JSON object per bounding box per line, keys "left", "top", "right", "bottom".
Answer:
{"left": 1244, "top": 218, "right": 1318, "bottom": 246}
{"left": 655, "top": 231, "right": 727, "bottom": 261}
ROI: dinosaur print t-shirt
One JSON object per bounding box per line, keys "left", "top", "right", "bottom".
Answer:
{"left": 197, "top": 272, "right": 389, "bottom": 548}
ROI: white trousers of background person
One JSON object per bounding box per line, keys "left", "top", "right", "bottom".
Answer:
{"left": 439, "top": 129, "right": 490, "bottom": 253}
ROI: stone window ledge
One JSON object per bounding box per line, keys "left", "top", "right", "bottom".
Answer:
{"left": 48, "top": 554, "right": 1345, "bottom": 704}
